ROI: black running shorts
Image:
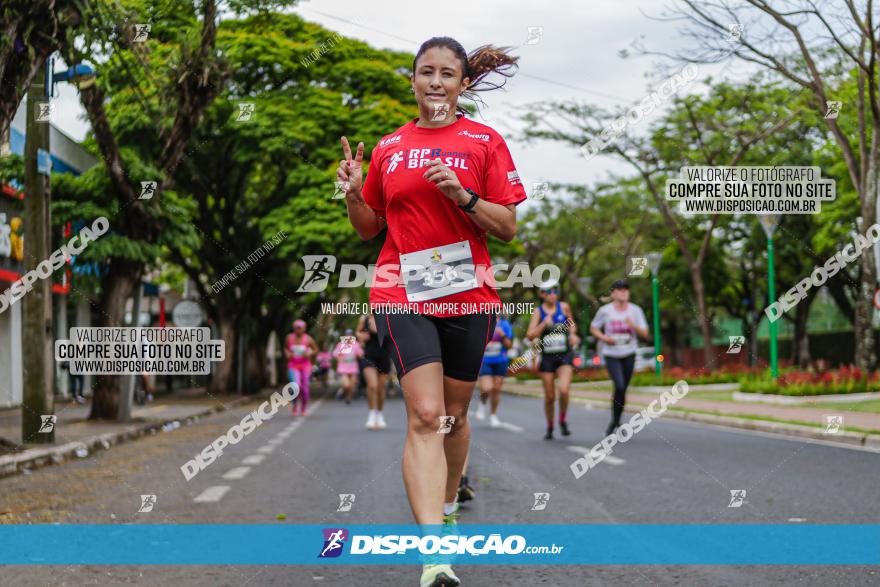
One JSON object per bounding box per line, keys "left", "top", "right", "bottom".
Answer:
{"left": 539, "top": 351, "right": 574, "bottom": 373}
{"left": 374, "top": 312, "right": 496, "bottom": 382}
{"left": 361, "top": 351, "right": 391, "bottom": 374}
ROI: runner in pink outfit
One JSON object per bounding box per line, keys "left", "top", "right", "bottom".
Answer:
{"left": 285, "top": 319, "right": 318, "bottom": 416}
{"left": 333, "top": 329, "right": 363, "bottom": 404}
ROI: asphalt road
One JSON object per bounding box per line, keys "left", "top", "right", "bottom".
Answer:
{"left": 1, "top": 385, "right": 878, "bottom": 586}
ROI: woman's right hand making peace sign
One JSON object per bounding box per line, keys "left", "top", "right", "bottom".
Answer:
{"left": 338, "top": 136, "right": 365, "bottom": 199}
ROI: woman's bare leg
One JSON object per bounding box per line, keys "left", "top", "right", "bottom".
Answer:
{"left": 490, "top": 375, "right": 503, "bottom": 415}
{"left": 557, "top": 365, "right": 573, "bottom": 420}
{"left": 364, "top": 367, "right": 379, "bottom": 411}
{"left": 377, "top": 373, "right": 388, "bottom": 411}
{"left": 400, "top": 363, "right": 446, "bottom": 525}
{"left": 540, "top": 372, "right": 556, "bottom": 426}
{"left": 443, "top": 375, "right": 476, "bottom": 504}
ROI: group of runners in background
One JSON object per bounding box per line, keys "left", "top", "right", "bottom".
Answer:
{"left": 283, "top": 277, "right": 649, "bottom": 447}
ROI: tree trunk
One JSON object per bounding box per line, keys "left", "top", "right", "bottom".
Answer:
{"left": 88, "top": 259, "right": 140, "bottom": 420}
{"left": 208, "top": 315, "right": 236, "bottom": 395}
{"left": 690, "top": 268, "right": 714, "bottom": 366}
{"left": 793, "top": 298, "right": 812, "bottom": 368}
{"left": 855, "top": 146, "right": 880, "bottom": 370}
{"left": 245, "top": 332, "right": 267, "bottom": 394}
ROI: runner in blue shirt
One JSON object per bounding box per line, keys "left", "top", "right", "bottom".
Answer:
{"left": 475, "top": 313, "right": 513, "bottom": 428}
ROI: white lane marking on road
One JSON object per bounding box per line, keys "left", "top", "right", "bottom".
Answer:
{"left": 566, "top": 446, "right": 625, "bottom": 465}
{"left": 242, "top": 454, "right": 265, "bottom": 465}
{"left": 222, "top": 466, "right": 251, "bottom": 480}
{"left": 496, "top": 421, "right": 524, "bottom": 432}
{"left": 194, "top": 486, "right": 230, "bottom": 502}
{"left": 788, "top": 517, "right": 807, "bottom": 522}
{"left": 257, "top": 445, "right": 276, "bottom": 454}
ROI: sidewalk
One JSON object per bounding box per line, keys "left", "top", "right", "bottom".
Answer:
{"left": 504, "top": 380, "right": 880, "bottom": 449}
{"left": 0, "top": 389, "right": 257, "bottom": 478}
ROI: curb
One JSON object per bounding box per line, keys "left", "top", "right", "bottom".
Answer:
{"left": 0, "top": 395, "right": 257, "bottom": 479}
{"left": 732, "top": 390, "right": 880, "bottom": 404}
{"left": 503, "top": 386, "right": 880, "bottom": 452}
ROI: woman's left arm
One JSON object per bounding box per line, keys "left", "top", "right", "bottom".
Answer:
{"left": 423, "top": 158, "right": 517, "bottom": 242}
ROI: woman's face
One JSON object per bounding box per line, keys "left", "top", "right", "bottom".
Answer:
{"left": 411, "top": 47, "right": 470, "bottom": 120}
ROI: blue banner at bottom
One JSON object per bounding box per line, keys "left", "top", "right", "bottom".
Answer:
{"left": 1, "top": 524, "right": 878, "bottom": 565}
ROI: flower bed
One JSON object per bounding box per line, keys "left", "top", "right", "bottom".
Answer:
{"left": 629, "top": 365, "right": 763, "bottom": 387}
{"left": 739, "top": 366, "right": 879, "bottom": 396}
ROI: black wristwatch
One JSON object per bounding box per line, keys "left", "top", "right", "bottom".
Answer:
{"left": 458, "top": 188, "right": 480, "bottom": 213}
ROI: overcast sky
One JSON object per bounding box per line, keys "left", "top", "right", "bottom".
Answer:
{"left": 51, "top": 0, "right": 757, "bottom": 205}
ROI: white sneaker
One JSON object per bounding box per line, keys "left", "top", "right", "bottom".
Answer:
{"left": 475, "top": 402, "right": 486, "bottom": 421}
{"left": 376, "top": 412, "right": 387, "bottom": 429}
{"left": 489, "top": 414, "right": 501, "bottom": 428}
{"left": 365, "top": 410, "right": 377, "bottom": 429}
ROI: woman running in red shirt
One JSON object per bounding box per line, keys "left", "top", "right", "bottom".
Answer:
{"left": 338, "top": 37, "right": 524, "bottom": 587}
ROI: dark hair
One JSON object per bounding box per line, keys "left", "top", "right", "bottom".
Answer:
{"left": 412, "top": 37, "right": 519, "bottom": 114}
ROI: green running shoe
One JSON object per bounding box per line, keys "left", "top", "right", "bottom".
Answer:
{"left": 420, "top": 563, "right": 461, "bottom": 587}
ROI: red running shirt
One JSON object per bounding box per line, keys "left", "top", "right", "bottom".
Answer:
{"left": 361, "top": 115, "right": 528, "bottom": 317}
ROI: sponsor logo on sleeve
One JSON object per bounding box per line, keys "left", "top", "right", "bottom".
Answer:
{"left": 507, "top": 170, "right": 522, "bottom": 186}
{"left": 379, "top": 134, "right": 402, "bottom": 147}
{"left": 458, "top": 129, "right": 490, "bottom": 141}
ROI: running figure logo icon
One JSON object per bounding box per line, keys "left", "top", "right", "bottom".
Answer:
{"left": 38, "top": 415, "right": 56, "bottom": 433}
{"left": 824, "top": 101, "right": 842, "bottom": 120}
{"left": 431, "top": 103, "right": 450, "bottom": 121}
{"left": 437, "top": 416, "right": 455, "bottom": 434}
{"left": 132, "top": 24, "right": 151, "bottom": 42}
{"left": 386, "top": 150, "right": 404, "bottom": 174}
{"left": 531, "top": 182, "right": 548, "bottom": 201}
{"left": 824, "top": 415, "right": 843, "bottom": 434}
{"left": 140, "top": 181, "right": 157, "bottom": 200}
{"left": 332, "top": 180, "right": 347, "bottom": 200}
{"left": 336, "top": 494, "right": 355, "bottom": 512}
{"left": 138, "top": 494, "right": 157, "bottom": 513}
{"left": 525, "top": 26, "right": 543, "bottom": 45}
{"left": 728, "top": 490, "right": 746, "bottom": 508}
{"left": 35, "top": 102, "right": 54, "bottom": 122}
{"left": 726, "top": 23, "right": 744, "bottom": 42}
{"left": 531, "top": 492, "right": 550, "bottom": 511}
{"left": 297, "top": 255, "right": 337, "bottom": 292}
{"left": 318, "top": 528, "right": 348, "bottom": 558}
{"left": 339, "top": 337, "right": 355, "bottom": 355}
{"left": 236, "top": 103, "right": 255, "bottom": 122}
{"left": 727, "top": 336, "right": 745, "bottom": 354}
{"left": 628, "top": 257, "right": 648, "bottom": 277}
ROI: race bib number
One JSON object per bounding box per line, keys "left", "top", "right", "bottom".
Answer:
{"left": 542, "top": 333, "right": 567, "bottom": 353}
{"left": 292, "top": 345, "right": 306, "bottom": 357}
{"left": 484, "top": 341, "right": 503, "bottom": 357}
{"left": 399, "top": 241, "right": 477, "bottom": 302}
{"left": 610, "top": 333, "right": 631, "bottom": 346}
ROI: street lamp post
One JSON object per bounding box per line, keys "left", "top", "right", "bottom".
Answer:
{"left": 759, "top": 215, "right": 780, "bottom": 378}
{"left": 647, "top": 252, "right": 663, "bottom": 377}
